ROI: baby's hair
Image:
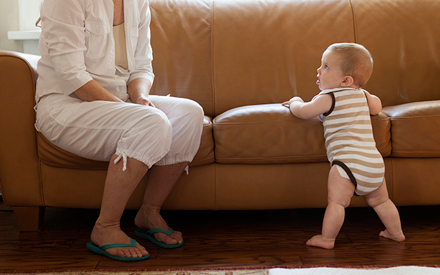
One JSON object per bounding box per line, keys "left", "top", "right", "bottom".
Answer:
{"left": 326, "top": 43, "right": 373, "bottom": 87}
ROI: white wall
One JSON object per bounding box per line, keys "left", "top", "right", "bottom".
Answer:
{"left": 1, "top": 0, "right": 42, "bottom": 54}
{"left": 0, "top": 0, "right": 23, "bottom": 52}
{"left": 18, "top": 0, "right": 41, "bottom": 31}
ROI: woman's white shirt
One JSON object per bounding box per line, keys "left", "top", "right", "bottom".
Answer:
{"left": 36, "top": 0, "right": 154, "bottom": 102}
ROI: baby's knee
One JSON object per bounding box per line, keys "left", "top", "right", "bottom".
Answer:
{"left": 364, "top": 182, "right": 389, "bottom": 208}
{"left": 366, "top": 195, "right": 390, "bottom": 208}
{"left": 328, "top": 192, "right": 352, "bottom": 208}
{"left": 328, "top": 198, "right": 351, "bottom": 209}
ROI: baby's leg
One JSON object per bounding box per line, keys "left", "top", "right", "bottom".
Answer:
{"left": 364, "top": 180, "right": 405, "bottom": 242}
{"left": 306, "top": 166, "right": 355, "bottom": 249}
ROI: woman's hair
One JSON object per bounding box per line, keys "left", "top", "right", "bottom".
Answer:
{"left": 327, "top": 43, "right": 373, "bottom": 87}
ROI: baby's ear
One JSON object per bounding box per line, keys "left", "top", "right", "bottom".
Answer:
{"left": 341, "top": 76, "right": 354, "bottom": 87}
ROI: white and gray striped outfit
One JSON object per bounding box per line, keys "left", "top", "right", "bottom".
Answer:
{"left": 318, "top": 88, "right": 384, "bottom": 196}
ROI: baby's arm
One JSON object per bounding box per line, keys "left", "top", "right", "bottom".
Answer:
{"left": 282, "top": 95, "right": 332, "bottom": 120}
{"left": 364, "top": 91, "right": 382, "bottom": 115}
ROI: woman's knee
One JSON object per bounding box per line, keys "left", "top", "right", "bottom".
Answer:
{"left": 167, "top": 99, "right": 204, "bottom": 134}
{"left": 181, "top": 99, "right": 204, "bottom": 122}
{"left": 187, "top": 102, "right": 205, "bottom": 136}
{"left": 148, "top": 109, "right": 172, "bottom": 136}
{"left": 132, "top": 108, "right": 172, "bottom": 142}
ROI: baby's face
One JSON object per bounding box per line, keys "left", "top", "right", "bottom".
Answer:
{"left": 316, "top": 50, "right": 345, "bottom": 90}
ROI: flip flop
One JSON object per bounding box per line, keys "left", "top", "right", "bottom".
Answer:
{"left": 86, "top": 238, "right": 150, "bottom": 261}
{"left": 135, "top": 227, "right": 184, "bottom": 248}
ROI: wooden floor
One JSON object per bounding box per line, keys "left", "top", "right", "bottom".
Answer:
{"left": 1, "top": 197, "right": 440, "bottom": 271}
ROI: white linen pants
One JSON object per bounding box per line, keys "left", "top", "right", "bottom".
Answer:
{"left": 35, "top": 94, "right": 204, "bottom": 170}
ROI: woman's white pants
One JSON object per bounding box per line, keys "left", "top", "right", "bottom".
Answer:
{"left": 35, "top": 94, "right": 204, "bottom": 171}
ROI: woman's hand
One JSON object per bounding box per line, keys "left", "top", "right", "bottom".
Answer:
{"left": 135, "top": 95, "right": 155, "bottom": 107}
{"left": 128, "top": 78, "right": 154, "bottom": 107}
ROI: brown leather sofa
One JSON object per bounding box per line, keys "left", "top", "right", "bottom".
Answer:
{"left": 1, "top": 0, "right": 440, "bottom": 231}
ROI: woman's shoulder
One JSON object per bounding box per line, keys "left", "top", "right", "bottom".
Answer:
{"left": 135, "top": 0, "right": 150, "bottom": 7}
{"left": 133, "top": 0, "right": 151, "bottom": 15}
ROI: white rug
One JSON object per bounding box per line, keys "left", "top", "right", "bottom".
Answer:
{"left": 270, "top": 266, "right": 440, "bottom": 275}
{"left": 1, "top": 267, "right": 439, "bottom": 275}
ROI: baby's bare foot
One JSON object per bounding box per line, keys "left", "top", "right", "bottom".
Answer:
{"left": 379, "top": 230, "right": 405, "bottom": 242}
{"left": 306, "top": 235, "right": 335, "bottom": 249}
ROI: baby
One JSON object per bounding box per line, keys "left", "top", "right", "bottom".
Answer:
{"left": 282, "top": 43, "right": 405, "bottom": 249}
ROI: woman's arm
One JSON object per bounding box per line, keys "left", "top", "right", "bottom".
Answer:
{"left": 40, "top": 0, "right": 95, "bottom": 96}
{"left": 128, "top": 2, "right": 155, "bottom": 86}
{"left": 73, "top": 80, "right": 123, "bottom": 102}
{"left": 127, "top": 78, "right": 154, "bottom": 106}
{"left": 125, "top": 1, "right": 154, "bottom": 107}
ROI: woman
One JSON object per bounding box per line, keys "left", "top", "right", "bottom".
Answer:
{"left": 35, "top": 0, "right": 204, "bottom": 261}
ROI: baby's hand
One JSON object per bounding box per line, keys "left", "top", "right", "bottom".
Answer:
{"left": 282, "top": 96, "right": 304, "bottom": 107}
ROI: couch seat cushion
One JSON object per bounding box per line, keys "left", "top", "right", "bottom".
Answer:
{"left": 382, "top": 100, "right": 440, "bottom": 157}
{"left": 37, "top": 116, "right": 214, "bottom": 169}
{"left": 213, "top": 104, "right": 391, "bottom": 164}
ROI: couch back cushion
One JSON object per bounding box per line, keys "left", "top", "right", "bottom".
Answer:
{"left": 149, "top": 0, "right": 215, "bottom": 116}
{"left": 149, "top": 0, "right": 440, "bottom": 117}
{"left": 149, "top": 0, "right": 355, "bottom": 117}
{"left": 212, "top": 0, "right": 355, "bottom": 116}
{"left": 353, "top": 0, "right": 440, "bottom": 107}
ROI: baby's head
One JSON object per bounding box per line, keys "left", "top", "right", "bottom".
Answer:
{"left": 317, "top": 43, "right": 373, "bottom": 90}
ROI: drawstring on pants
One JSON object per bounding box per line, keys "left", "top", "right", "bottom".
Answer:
{"left": 114, "top": 152, "right": 128, "bottom": 171}
{"left": 114, "top": 152, "right": 190, "bottom": 174}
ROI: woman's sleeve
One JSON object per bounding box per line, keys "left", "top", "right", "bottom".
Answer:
{"left": 128, "top": 1, "right": 155, "bottom": 86}
{"left": 40, "top": 0, "right": 93, "bottom": 94}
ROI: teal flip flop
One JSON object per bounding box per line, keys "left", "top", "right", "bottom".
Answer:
{"left": 86, "top": 238, "right": 150, "bottom": 261}
{"left": 135, "top": 227, "right": 184, "bottom": 248}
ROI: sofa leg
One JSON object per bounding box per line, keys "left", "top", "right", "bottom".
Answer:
{"left": 13, "top": 206, "right": 45, "bottom": 231}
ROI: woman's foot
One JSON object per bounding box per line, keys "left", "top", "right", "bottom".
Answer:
{"left": 306, "top": 235, "right": 335, "bottom": 249}
{"left": 135, "top": 206, "right": 183, "bottom": 246}
{"left": 379, "top": 229, "right": 406, "bottom": 242}
{"left": 90, "top": 221, "right": 149, "bottom": 258}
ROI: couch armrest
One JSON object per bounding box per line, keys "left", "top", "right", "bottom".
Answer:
{"left": 382, "top": 100, "right": 440, "bottom": 157}
{"left": 0, "top": 51, "right": 43, "bottom": 207}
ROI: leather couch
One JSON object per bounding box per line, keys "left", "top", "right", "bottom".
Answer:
{"left": 1, "top": 0, "right": 440, "bottom": 231}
